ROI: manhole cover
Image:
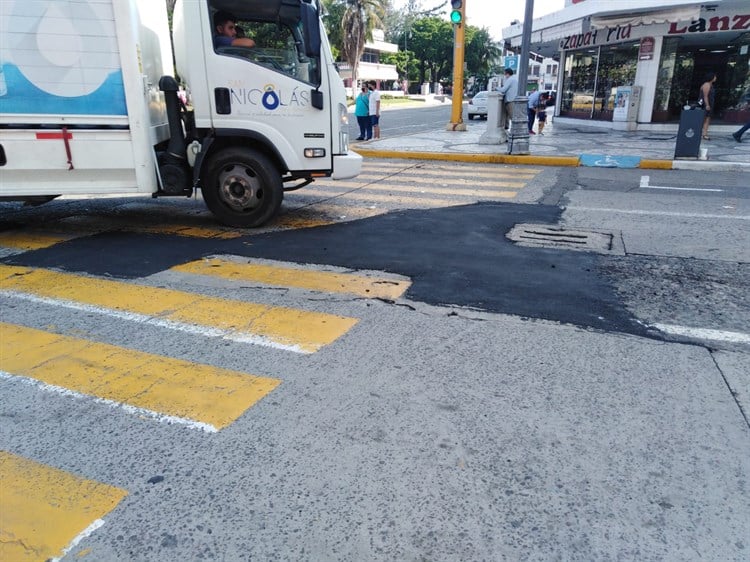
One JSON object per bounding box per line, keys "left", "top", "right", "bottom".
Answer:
{"left": 506, "top": 224, "right": 624, "bottom": 254}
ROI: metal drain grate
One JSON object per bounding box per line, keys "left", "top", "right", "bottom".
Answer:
{"left": 506, "top": 224, "right": 623, "bottom": 254}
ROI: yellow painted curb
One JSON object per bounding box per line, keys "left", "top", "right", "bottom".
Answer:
{"left": 353, "top": 148, "right": 580, "bottom": 167}
{"left": 639, "top": 159, "right": 674, "bottom": 169}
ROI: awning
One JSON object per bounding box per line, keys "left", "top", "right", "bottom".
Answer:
{"left": 509, "top": 19, "right": 584, "bottom": 48}
{"left": 590, "top": 6, "right": 701, "bottom": 28}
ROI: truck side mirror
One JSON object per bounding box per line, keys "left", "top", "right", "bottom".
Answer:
{"left": 300, "top": 2, "right": 321, "bottom": 58}
{"left": 311, "top": 89, "right": 324, "bottom": 110}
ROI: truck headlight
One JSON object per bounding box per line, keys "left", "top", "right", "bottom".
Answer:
{"left": 339, "top": 103, "right": 349, "bottom": 126}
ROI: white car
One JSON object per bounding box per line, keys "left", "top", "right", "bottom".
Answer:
{"left": 468, "top": 91, "right": 488, "bottom": 120}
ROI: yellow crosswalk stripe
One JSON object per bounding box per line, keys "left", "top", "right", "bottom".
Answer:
{"left": 0, "top": 322, "right": 281, "bottom": 431}
{"left": 356, "top": 169, "right": 537, "bottom": 180}
{"left": 360, "top": 161, "right": 542, "bottom": 175}
{"left": 350, "top": 174, "right": 528, "bottom": 188}
{"left": 0, "top": 451, "right": 127, "bottom": 562}
{"left": 0, "top": 265, "right": 357, "bottom": 353}
{"left": 172, "top": 258, "right": 411, "bottom": 300}
{"left": 291, "top": 187, "right": 517, "bottom": 207}
{"left": 0, "top": 231, "right": 74, "bottom": 251}
{"left": 315, "top": 180, "right": 523, "bottom": 197}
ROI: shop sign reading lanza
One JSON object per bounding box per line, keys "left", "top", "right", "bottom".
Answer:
{"left": 559, "top": 10, "right": 750, "bottom": 51}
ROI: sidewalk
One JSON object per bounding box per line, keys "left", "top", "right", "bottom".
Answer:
{"left": 353, "top": 111, "right": 750, "bottom": 171}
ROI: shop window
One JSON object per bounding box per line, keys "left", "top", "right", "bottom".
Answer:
{"left": 561, "top": 50, "right": 598, "bottom": 117}
{"left": 560, "top": 43, "right": 637, "bottom": 120}
{"left": 592, "top": 43, "right": 638, "bottom": 120}
{"left": 652, "top": 39, "right": 750, "bottom": 123}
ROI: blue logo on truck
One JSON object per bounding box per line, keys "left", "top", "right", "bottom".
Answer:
{"left": 230, "top": 84, "right": 310, "bottom": 111}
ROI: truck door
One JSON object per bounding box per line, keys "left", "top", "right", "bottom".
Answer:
{"left": 202, "top": 4, "right": 333, "bottom": 175}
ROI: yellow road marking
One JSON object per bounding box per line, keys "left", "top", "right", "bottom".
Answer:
{"left": 343, "top": 180, "right": 525, "bottom": 196}
{"left": 358, "top": 168, "right": 540, "bottom": 180}
{"left": 172, "top": 258, "right": 411, "bottom": 300}
{"left": 0, "top": 231, "right": 73, "bottom": 251}
{"left": 361, "top": 161, "right": 542, "bottom": 175}
{"left": 297, "top": 187, "right": 518, "bottom": 206}
{"left": 0, "top": 451, "right": 127, "bottom": 562}
{"left": 269, "top": 215, "right": 333, "bottom": 229}
{"left": 0, "top": 322, "right": 281, "bottom": 430}
{"left": 0, "top": 266, "right": 358, "bottom": 353}
{"left": 136, "top": 224, "right": 244, "bottom": 238}
{"left": 327, "top": 174, "right": 528, "bottom": 189}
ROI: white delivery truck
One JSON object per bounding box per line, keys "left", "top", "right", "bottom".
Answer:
{"left": 0, "top": 0, "right": 361, "bottom": 227}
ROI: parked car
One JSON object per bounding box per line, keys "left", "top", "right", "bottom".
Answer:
{"left": 468, "top": 90, "right": 488, "bottom": 119}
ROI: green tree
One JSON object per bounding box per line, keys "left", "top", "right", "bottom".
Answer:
{"left": 409, "top": 16, "right": 453, "bottom": 86}
{"left": 465, "top": 27, "right": 501, "bottom": 77}
{"left": 463, "top": 25, "right": 501, "bottom": 93}
{"left": 321, "top": 0, "right": 347, "bottom": 60}
{"left": 341, "top": 0, "right": 387, "bottom": 87}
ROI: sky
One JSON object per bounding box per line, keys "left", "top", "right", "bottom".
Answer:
{"left": 395, "top": 0, "right": 566, "bottom": 41}
{"left": 465, "top": 0, "right": 565, "bottom": 40}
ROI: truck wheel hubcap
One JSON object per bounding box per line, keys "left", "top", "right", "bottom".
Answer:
{"left": 218, "top": 164, "right": 263, "bottom": 211}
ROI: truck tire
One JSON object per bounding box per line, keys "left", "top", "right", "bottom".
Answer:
{"left": 201, "top": 147, "right": 283, "bottom": 228}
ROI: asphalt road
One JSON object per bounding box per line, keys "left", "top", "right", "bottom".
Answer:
{"left": 1, "top": 137, "right": 749, "bottom": 560}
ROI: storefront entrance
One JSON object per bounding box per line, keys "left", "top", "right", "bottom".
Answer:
{"left": 560, "top": 42, "right": 639, "bottom": 120}
{"left": 652, "top": 37, "right": 750, "bottom": 124}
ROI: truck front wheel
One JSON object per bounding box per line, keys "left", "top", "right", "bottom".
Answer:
{"left": 201, "top": 148, "right": 283, "bottom": 228}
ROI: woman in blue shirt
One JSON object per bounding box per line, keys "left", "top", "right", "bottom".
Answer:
{"left": 354, "top": 86, "right": 371, "bottom": 141}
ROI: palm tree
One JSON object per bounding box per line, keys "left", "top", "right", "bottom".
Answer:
{"left": 341, "top": 0, "right": 386, "bottom": 89}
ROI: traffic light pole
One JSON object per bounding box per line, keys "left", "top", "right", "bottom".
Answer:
{"left": 447, "top": 0, "right": 467, "bottom": 131}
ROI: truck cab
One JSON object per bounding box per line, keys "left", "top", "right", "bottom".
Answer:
{"left": 0, "top": 0, "right": 360, "bottom": 228}
{"left": 170, "top": 0, "right": 360, "bottom": 226}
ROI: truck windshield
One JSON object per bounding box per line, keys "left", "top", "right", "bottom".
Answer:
{"left": 214, "top": 17, "right": 321, "bottom": 86}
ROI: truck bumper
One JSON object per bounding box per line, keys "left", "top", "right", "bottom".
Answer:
{"left": 331, "top": 151, "right": 363, "bottom": 180}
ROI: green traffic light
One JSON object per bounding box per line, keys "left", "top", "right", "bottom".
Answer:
{"left": 450, "top": 10, "right": 462, "bottom": 24}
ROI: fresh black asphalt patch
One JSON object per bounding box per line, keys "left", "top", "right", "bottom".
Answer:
{"left": 5, "top": 202, "right": 650, "bottom": 338}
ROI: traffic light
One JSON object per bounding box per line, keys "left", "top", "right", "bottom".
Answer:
{"left": 450, "top": 0, "right": 463, "bottom": 25}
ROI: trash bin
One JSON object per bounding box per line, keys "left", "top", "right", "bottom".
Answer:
{"left": 674, "top": 108, "right": 705, "bottom": 159}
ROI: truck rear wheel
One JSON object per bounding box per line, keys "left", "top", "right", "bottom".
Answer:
{"left": 201, "top": 148, "right": 283, "bottom": 228}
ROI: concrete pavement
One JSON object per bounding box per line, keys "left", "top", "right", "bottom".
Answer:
{"left": 353, "top": 102, "right": 750, "bottom": 171}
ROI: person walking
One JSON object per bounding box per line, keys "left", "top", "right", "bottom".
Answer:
{"left": 497, "top": 68, "right": 518, "bottom": 129}
{"left": 368, "top": 80, "right": 381, "bottom": 139}
{"left": 699, "top": 71, "right": 717, "bottom": 140}
{"left": 354, "top": 85, "right": 370, "bottom": 141}
{"left": 732, "top": 121, "right": 750, "bottom": 142}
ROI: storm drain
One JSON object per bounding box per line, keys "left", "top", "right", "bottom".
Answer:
{"left": 506, "top": 224, "right": 623, "bottom": 254}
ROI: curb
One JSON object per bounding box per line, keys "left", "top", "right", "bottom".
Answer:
{"left": 352, "top": 148, "right": 748, "bottom": 171}
{"left": 354, "top": 148, "right": 673, "bottom": 169}
{"left": 352, "top": 148, "right": 580, "bottom": 167}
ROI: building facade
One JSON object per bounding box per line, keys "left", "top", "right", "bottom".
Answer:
{"left": 336, "top": 30, "right": 399, "bottom": 94}
{"left": 503, "top": 0, "right": 750, "bottom": 128}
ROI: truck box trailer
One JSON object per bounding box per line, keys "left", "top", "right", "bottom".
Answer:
{"left": 0, "top": 0, "right": 361, "bottom": 227}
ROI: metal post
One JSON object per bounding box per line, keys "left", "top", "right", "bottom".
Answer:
{"left": 509, "top": 0, "right": 534, "bottom": 154}
{"left": 447, "top": 1, "right": 467, "bottom": 131}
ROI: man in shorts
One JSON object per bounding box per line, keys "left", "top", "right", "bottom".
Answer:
{"left": 368, "top": 80, "right": 381, "bottom": 139}
{"left": 536, "top": 93, "right": 549, "bottom": 135}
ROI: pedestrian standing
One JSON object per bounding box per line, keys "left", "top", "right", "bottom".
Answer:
{"left": 497, "top": 68, "right": 518, "bottom": 129}
{"left": 354, "top": 85, "right": 370, "bottom": 141}
{"left": 698, "top": 71, "right": 717, "bottom": 140}
{"left": 732, "top": 121, "right": 750, "bottom": 142}
{"left": 527, "top": 89, "right": 541, "bottom": 134}
{"left": 368, "top": 80, "right": 381, "bottom": 139}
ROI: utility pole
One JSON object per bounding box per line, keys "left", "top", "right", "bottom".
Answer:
{"left": 508, "top": 0, "right": 534, "bottom": 154}
{"left": 446, "top": 0, "right": 467, "bottom": 131}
